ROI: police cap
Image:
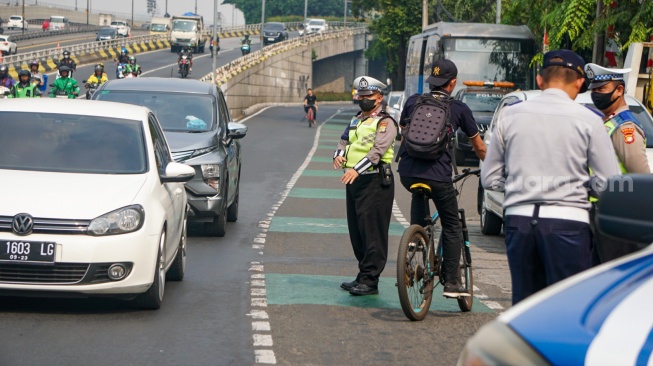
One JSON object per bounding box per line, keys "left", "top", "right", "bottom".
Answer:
{"left": 425, "top": 59, "right": 458, "bottom": 87}
{"left": 353, "top": 76, "right": 386, "bottom": 96}
{"left": 585, "top": 63, "right": 631, "bottom": 90}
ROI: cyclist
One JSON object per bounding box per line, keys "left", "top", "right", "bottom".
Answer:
{"left": 8, "top": 70, "right": 41, "bottom": 98}
{"left": 303, "top": 88, "right": 318, "bottom": 126}
{"left": 397, "top": 59, "right": 486, "bottom": 298}
{"left": 49, "top": 65, "right": 80, "bottom": 98}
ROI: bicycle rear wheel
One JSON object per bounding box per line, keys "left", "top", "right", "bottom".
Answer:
{"left": 307, "top": 108, "right": 314, "bottom": 127}
{"left": 397, "top": 224, "right": 435, "bottom": 321}
{"left": 457, "top": 247, "right": 474, "bottom": 312}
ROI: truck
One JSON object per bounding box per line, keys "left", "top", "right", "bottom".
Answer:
{"left": 150, "top": 16, "right": 171, "bottom": 37}
{"left": 170, "top": 13, "right": 206, "bottom": 53}
{"left": 98, "top": 14, "right": 112, "bottom": 27}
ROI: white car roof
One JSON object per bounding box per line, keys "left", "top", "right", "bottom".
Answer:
{"left": 0, "top": 99, "right": 150, "bottom": 121}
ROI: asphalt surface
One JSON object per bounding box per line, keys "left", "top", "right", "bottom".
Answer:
{"left": 0, "top": 32, "right": 512, "bottom": 366}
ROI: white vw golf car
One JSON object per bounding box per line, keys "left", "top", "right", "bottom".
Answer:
{"left": 0, "top": 99, "right": 195, "bottom": 309}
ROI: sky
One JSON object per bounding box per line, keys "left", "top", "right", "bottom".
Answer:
{"left": 53, "top": 0, "right": 245, "bottom": 27}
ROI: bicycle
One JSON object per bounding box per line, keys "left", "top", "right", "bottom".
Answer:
{"left": 397, "top": 167, "right": 481, "bottom": 321}
{"left": 305, "top": 106, "right": 316, "bottom": 127}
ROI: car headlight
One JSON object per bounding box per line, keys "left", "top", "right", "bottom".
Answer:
{"left": 457, "top": 321, "right": 550, "bottom": 366}
{"left": 201, "top": 164, "right": 221, "bottom": 190}
{"left": 87, "top": 205, "right": 145, "bottom": 236}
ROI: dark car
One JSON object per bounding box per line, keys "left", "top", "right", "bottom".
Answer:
{"left": 262, "top": 22, "right": 288, "bottom": 46}
{"left": 96, "top": 26, "right": 118, "bottom": 41}
{"left": 92, "top": 78, "right": 248, "bottom": 237}
{"left": 452, "top": 81, "right": 514, "bottom": 166}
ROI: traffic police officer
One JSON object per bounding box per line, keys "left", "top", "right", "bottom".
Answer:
{"left": 333, "top": 76, "right": 398, "bottom": 296}
{"left": 585, "top": 63, "right": 651, "bottom": 264}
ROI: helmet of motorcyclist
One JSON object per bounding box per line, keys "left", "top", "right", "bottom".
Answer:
{"left": 18, "top": 69, "right": 31, "bottom": 84}
{"left": 97, "top": 62, "right": 105, "bottom": 69}
{"left": 29, "top": 60, "right": 39, "bottom": 70}
{"left": 59, "top": 65, "right": 71, "bottom": 77}
{"left": 63, "top": 50, "right": 71, "bottom": 58}
{"left": 121, "top": 47, "right": 128, "bottom": 55}
{"left": 0, "top": 64, "right": 8, "bottom": 78}
{"left": 129, "top": 56, "right": 136, "bottom": 65}
{"left": 245, "top": 34, "right": 250, "bottom": 39}
{"left": 94, "top": 64, "right": 103, "bottom": 75}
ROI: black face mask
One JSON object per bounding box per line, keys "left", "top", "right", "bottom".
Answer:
{"left": 591, "top": 85, "right": 620, "bottom": 111}
{"left": 359, "top": 98, "right": 377, "bottom": 112}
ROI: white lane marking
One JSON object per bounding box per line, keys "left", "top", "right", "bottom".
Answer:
{"left": 246, "top": 310, "right": 269, "bottom": 319}
{"left": 254, "top": 350, "right": 277, "bottom": 364}
{"left": 252, "top": 322, "right": 271, "bottom": 331}
{"left": 253, "top": 334, "right": 273, "bottom": 347}
{"left": 585, "top": 276, "right": 653, "bottom": 366}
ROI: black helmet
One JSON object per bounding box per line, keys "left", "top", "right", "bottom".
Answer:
{"left": 18, "top": 69, "right": 31, "bottom": 79}
{"left": 94, "top": 64, "right": 103, "bottom": 73}
{"left": 59, "top": 65, "right": 71, "bottom": 75}
{"left": 63, "top": 50, "right": 71, "bottom": 58}
{"left": 29, "top": 59, "right": 39, "bottom": 68}
{"left": 0, "top": 64, "right": 7, "bottom": 77}
{"left": 245, "top": 34, "right": 250, "bottom": 38}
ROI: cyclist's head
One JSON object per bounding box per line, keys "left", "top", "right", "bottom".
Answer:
{"left": 307, "top": 88, "right": 313, "bottom": 96}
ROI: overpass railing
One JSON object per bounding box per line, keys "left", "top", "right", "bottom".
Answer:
{"left": 1, "top": 33, "right": 167, "bottom": 65}
{"left": 199, "top": 26, "right": 368, "bottom": 85}
{"left": 5, "top": 24, "right": 102, "bottom": 42}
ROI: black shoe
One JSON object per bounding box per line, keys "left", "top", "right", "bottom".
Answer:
{"left": 443, "top": 283, "right": 471, "bottom": 298}
{"left": 349, "top": 283, "right": 378, "bottom": 296}
{"left": 340, "top": 280, "right": 358, "bottom": 291}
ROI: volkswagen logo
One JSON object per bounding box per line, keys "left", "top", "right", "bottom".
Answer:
{"left": 12, "top": 213, "right": 34, "bottom": 236}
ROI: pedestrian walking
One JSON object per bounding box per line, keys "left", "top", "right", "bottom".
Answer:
{"left": 585, "top": 63, "right": 651, "bottom": 264}
{"left": 333, "top": 76, "right": 398, "bottom": 296}
{"left": 481, "top": 50, "right": 621, "bottom": 305}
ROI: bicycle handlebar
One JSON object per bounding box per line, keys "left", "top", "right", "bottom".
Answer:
{"left": 452, "top": 168, "right": 481, "bottom": 183}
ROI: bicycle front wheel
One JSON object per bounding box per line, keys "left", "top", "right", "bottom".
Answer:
{"left": 457, "top": 248, "right": 474, "bottom": 312}
{"left": 397, "top": 224, "right": 435, "bottom": 321}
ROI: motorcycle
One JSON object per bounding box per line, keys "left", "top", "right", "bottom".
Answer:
{"left": 49, "top": 84, "right": 76, "bottom": 99}
{"left": 241, "top": 42, "right": 251, "bottom": 56}
{"left": 116, "top": 63, "right": 128, "bottom": 79}
{"left": 178, "top": 55, "right": 190, "bottom": 78}
{"left": 83, "top": 80, "right": 98, "bottom": 99}
{"left": 0, "top": 86, "right": 10, "bottom": 99}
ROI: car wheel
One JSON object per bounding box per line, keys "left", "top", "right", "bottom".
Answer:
{"left": 166, "top": 213, "right": 187, "bottom": 281}
{"left": 204, "top": 196, "right": 227, "bottom": 237}
{"left": 132, "top": 229, "right": 166, "bottom": 310}
{"left": 454, "top": 146, "right": 466, "bottom": 167}
{"left": 480, "top": 193, "right": 503, "bottom": 235}
{"left": 227, "top": 175, "right": 239, "bottom": 222}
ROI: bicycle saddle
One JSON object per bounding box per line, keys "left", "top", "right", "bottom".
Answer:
{"left": 409, "top": 183, "right": 431, "bottom": 195}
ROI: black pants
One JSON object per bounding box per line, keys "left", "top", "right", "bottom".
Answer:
{"left": 304, "top": 105, "right": 317, "bottom": 120}
{"left": 345, "top": 172, "right": 394, "bottom": 287}
{"left": 505, "top": 211, "right": 591, "bottom": 305}
{"left": 399, "top": 176, "right": 462, "bottom": 285}
{"left": 589, "top": 204, "right": 647, "bottom": 265}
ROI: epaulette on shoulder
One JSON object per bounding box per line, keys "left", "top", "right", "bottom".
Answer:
{"left": 506, "top": 100, "right": 523, "bottom": 107}
{"left": 583, "top": 105, "right": 604, "bottom": 118}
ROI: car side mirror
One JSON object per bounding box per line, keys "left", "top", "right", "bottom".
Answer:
{"left": 597, "top": 174, "right": 653, "bottom": 244}
{"left": 160, "top": 162, "right": 195, "bottom": 183}
{"left": 227, "top": 122, "right": 248, "bottom": 139}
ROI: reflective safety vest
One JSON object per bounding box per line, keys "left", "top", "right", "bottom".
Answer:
{"left": 344, "top": 114, "right": 394, "bottom": 170}
{"left": 590, "top": 110, "right": 646, "bottom": 202}
{"left": 8, "top": 83, "right": 40, "bottom": 98}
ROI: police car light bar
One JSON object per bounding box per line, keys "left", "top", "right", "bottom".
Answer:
{"left": 463, "top": 81, "right": 515, "bottom": 88}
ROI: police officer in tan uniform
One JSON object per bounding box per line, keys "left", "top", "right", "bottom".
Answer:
{"left": 333, "top": 76, "right": 398, "bottom": 296}
{"left": 585, "top": 63, "right": 650, "bottom": 264}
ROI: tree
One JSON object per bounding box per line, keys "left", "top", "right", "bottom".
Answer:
{"left": 223, "top": 0, "right": 347, "bottom": 24}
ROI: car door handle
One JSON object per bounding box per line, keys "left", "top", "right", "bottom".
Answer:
{"left": 175, "top": 188, "right": 183, "bottom": 195}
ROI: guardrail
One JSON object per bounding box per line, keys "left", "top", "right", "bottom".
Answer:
{"left": 1, "top": 33, "right": 167, "bottom": 65}
{"left": 199, "top": 26, "right": 368, "bottom": 85}
{"left": 6, "top": 24, "right": 102, "bottom": 42}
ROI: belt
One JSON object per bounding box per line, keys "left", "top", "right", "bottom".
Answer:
{"left": 345, "top": 168, "right": 378, "bottom": 175}
{"left": 505, "top": 204, "right": 589, "bottom": 224}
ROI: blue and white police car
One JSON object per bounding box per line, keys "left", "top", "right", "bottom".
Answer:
{"left": 458, "top": 175, "right": 653, "bottom": 366}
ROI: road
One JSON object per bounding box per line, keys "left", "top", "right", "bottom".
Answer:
{"left": 0, "top": 33, "right": 511, "bottom": 366}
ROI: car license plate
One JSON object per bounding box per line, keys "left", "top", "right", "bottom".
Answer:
{"left": 268, "top": 38, "right": 275, "bottom": 41}
{"left": 1, "top": 240, "right": 56, "bottom": 263}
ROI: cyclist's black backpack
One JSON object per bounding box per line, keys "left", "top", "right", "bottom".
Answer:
{"left": 403, "top": 93, "right": 452, "bottom": 160}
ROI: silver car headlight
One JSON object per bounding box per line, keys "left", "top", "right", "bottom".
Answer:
{"left": 457, "top": 321, "right": 550, "bottom": 366}
{"left": 201, "top": 164, "right": 221, "bottom": 190}
{"left": 88, "top": 205, "right": 145, "bottom": 236}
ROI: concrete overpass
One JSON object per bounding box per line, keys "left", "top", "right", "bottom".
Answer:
{"left": 200, "top": 27, "right": 369, "bottom": 119}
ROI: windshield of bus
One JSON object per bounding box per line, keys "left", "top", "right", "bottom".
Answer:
{"left": 172, "top": 20, "right": 197, "bottom": 32}
{"left": 151, "top": 23, "right": 167, "bottom": 32}
{"left": 442, "top": 38, "right": 535, "bottom": 91}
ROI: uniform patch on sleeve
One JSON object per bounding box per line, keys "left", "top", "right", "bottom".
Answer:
{"left": 621, "top": 127, "right": 636, "bottom": 144}
{"left": 379, "top": 121, "right": 388, "bottom": 133}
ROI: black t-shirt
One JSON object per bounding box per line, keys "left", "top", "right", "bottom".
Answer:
{"left": 397, "top": 93, "right": 479, "bottom": 182}
{"left": 304, "top": 94, "right": 317, "bottom": 106}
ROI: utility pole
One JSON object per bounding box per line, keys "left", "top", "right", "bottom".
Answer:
{"left": 131, "top": 0, "right": 134, "bottom": 32}
{"left": 86, "top": 0, "right": 89, "bottom": 25}
{"left": 212, "top": 0, "right": 218, "bottom": 84}
{"left": 422, "top": 0, "right": 428, "bottom": 31}
{"left": 261, "top": 0, "right": 266, "bottom": 24}
{"left": 344, "top": 0, "right": 347, "bottom": 27}
{"left": 22, "top": 0, "right": 25, "bottom": 34}
{"left": 304, "top": 0, "right": 307, "bottom": 24}
{"left": 195, "top": 0, "right": 198, "bottom": 15}
{"left": 496, "top": 0, "right": 501, "bottom": 24}
{"left": 592, "top": 0, "right": 605, "bottom": 64}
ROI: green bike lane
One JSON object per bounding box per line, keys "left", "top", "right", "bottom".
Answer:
{"left": 256, "top": 107, "right": 500, "bottom": 366}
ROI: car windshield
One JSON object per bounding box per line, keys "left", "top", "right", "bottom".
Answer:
{"left": 461, "top": 91, "right": 504, "bottom": 112}
{"left": 151, "top": 24, "right": 167, "bottom": 32}
{"left": 111, "top": 21, "right": 126, "bottom": 26}
{"left": 388, "top": 95, "right": 401, "bottom": 107}
{"left": 50, "top": 17, "right": 64, "bottom": 23}
{"left": 172, "top": 20, "right": 197, "bottom": 32}
{"left": 309, "top": 20, "right": 325, "bottom": 26}
{"left": 0, "top": 112, "right": 147, "bottom": 174}
{"left": 264, "top": 23, "right": 284, "bottom": 31}
{"left": 10, "top": 16, "right": 21, "bottom": 20}
{"left": 95, "top": 91, "right": 216, "bottom": 133}
{"left": 98, "top": 28, "right": 115, "bottom": 35}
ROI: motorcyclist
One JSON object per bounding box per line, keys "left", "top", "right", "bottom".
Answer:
{"left": 8, "top": 70, "right": 41, "bottom": 98}
{"left": 0, "top": 64, "right": 16, "bottom": 90}
{"left": 177, "top": 45, "right": 193, "bottom": 73}
{"left": 242, "top": 34, "right": 252, "bottom": 45}
{"left": 127, "top": 55, "right": 142, "bottom": 76}
{"left": 116, "top": 47, "right": 130, "bottom": 65}
{"left": 86, "top": 64, "right": 109, "bottom": 87}
{"left": 49, "top": 65, "right": 80, "bottom": 98}
{"left": 29, "top": 60, "right": 45, "bottom": 87}
{"left": 58, "top": 50, "right": 77, "bottom": 77}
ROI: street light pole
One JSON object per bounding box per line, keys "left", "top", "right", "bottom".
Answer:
{"left": 22, "top": 0, "right": 25, "bottom": 34}
{"left": 261, "top": 0, "right": 266, "bottom": 25}
{"left": 86, "top": 0, "right": 89, "bottom": 25}
{"left": 304, "top": 0, "right": 307, "bottom": 23}
{"left": 131, "top": 0, "right": 134, "bottom": 33}
{"left": 212, "top": 0, "right": 218, "bottom": 84}
{"left": 344, "top": 0, "right": 346, "bottom": 27}
{"left": 195, "top": 0, "right": 198, "bottom": 15}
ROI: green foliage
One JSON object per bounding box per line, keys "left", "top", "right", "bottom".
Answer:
{"left": 223, "top": 0, "right": 348, "bottom": 24}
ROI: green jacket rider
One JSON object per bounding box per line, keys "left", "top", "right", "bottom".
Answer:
{"left": 49, "top": 65, "right": 80, "bottom": 98}
{"left": 126, "top": 56, "right": 142, "bottom": 76}
{"left": 8, "top": 70, "right": 41, "bottom": 98}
